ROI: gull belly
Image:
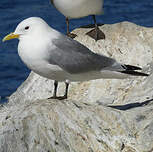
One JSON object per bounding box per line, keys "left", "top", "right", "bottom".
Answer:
{"left": 53, "top": 0, "right": 103, "bottom": 19}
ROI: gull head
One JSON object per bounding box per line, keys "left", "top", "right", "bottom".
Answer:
{"left": 3, "top": 17, "right": 50, "bottom": 42}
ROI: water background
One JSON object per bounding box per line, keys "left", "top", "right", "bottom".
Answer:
{"left": 0, "top": 0, "right": 153, "bottom": 103}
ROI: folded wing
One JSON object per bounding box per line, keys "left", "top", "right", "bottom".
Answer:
{"left": 48, "top": 35, "right": 118, "bottom": 74}
{"left": 47, "top": 35, "right": 148, "bottom": 76}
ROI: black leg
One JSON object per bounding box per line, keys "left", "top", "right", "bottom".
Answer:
{"left": 66, "top": 17, "right": 70, "bottom": 34}
{"left": 66, "top": 17, "right": 77, "bottom": 39}
{"left": 48, "top": 81, "right": 69, "bottom": 100}
{"left": 86, "top": 15, "right": 105, "bottom": 41}
{"left": 63, "top": 82, "right": 69, "bottom": 99}
{"left": 48, "top": 80, "right": 58, "bottom": 99}
{"left": 57, "top": 82, "right": 69, "bottom": 100}
{"left": 53, "top": 80, "right": 58, "bottom": 98}
{"left": 92, "top": 15, "right": 98, "bottom": 41}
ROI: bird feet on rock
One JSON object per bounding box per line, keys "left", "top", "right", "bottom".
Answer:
{"left": 48, "top": 95, "right": 67, "bottom": 100}
{"left": 86, "top": 27, "right": 105, "bottom": 41}
{"left": 67, "top": 32, "right": 77, "bottom": 39}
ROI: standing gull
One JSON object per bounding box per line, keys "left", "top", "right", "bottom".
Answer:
{"left": 50, "top": 0, "right": 105, "bottom": 41}
{"left": 3, "top": 17, "right": 148, "bottom": 99}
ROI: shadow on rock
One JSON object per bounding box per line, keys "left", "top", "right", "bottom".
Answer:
{"left": 79, "top": 23, "right": 104, "bottom": 28}
{"left": 108, "top": 98, "right": 153, "bottom": 111}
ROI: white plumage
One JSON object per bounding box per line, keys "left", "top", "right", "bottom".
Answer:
{"left": 52, "top": 0, "right": 103, "bottom": 19}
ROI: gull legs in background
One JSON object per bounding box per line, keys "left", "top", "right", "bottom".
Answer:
{"left": 66, "top": 15, "right": 105, "bottom": 41}
{"left": 65, "top": 15, "right": 105, "bottom": 41}
{"left": 66, "top": 17, "right": 77, "bottom": 39}
{"left": 86, "top": 15, "right": 105, "bottom": 41}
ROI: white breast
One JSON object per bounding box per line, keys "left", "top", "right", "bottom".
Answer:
{"left": 17, "top": 34, "right": 69, "bottom": 81}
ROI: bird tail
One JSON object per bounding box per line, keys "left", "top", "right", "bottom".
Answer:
{"left": 120, "top": 64, "right": 149, "bottom": 76}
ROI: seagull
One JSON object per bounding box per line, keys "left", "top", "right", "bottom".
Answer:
{"left": 50, "top": 0, "right": 105, "bottom": 41}
{"left": 3, "top": 17, "right": 148, "bottom": 99}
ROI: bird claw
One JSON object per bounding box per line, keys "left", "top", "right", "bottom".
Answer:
{"left": 86, "top": 27, "right": 105, "bottom": 41}
{"left": 67, "top": 32, "right": 77, "bottom": 39}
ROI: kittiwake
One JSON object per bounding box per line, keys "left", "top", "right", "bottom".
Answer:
{"left": 3, "top": 17, "right": 148, "bottom": 99}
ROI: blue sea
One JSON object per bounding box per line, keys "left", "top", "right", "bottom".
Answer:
{"left": 0, "top": 0, "right": 153, "bottom": 103}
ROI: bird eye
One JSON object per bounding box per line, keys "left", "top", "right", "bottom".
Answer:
{"left": 25, "top": 26, "right": 29, "bottom": 30}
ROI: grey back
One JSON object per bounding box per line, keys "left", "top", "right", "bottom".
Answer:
{"left": 48, "top": 35, "right": 117, "bottom": 74}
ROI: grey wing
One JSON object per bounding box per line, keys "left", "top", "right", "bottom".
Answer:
{"left": 48, "top": 35, "right": 122, "bottom": 74}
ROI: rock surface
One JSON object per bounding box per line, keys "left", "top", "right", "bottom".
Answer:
{"left": 0, "top": 22, "right": 153, "bottom": 152}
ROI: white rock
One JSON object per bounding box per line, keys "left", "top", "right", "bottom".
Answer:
{"left": 0, "top": 22, "right": 153, "bottom": 152}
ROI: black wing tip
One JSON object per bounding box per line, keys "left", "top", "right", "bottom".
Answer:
{"left": 121, "top": 70, "right": 149, "bottom": 77}
{"left": 123, "top": 64, "right": 142, "bottom": 71}
{"left": 121, "top": 64, "right": 149, "bottom": 76}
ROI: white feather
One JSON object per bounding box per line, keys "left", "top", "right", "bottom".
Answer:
{"left": 53, "top": 0, "right": 104, "bottom": 18}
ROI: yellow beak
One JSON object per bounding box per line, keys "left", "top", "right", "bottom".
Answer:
{"left": 2, "top": 33, "right": 19, "bottom": 42}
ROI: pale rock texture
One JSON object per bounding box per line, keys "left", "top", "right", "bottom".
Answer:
{"left": 0, "top": 22, "right": 153, "bottom": 152}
